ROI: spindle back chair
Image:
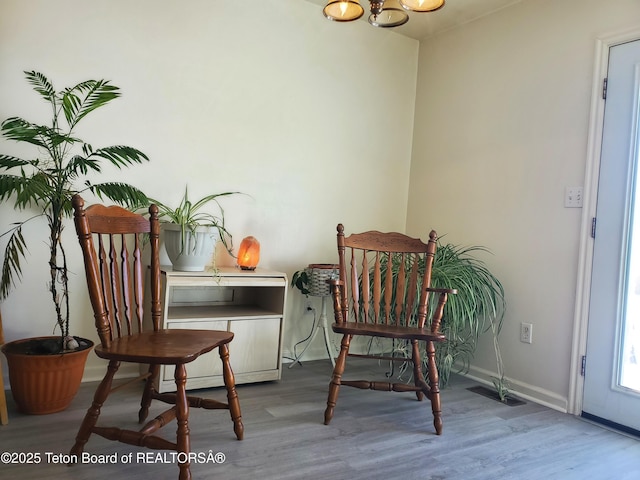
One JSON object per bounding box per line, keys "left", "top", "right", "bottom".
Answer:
{"left": 324, "top": 223, "right": 456, "bottom": 435}
{"left": 70, "top": 195, "right": 243, "bottom": 480}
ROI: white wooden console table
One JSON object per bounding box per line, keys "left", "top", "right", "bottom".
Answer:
{"left": 146, "top": 267, "right": 287, "bottom": 393}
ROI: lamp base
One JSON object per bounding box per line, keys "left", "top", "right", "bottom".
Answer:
{"left": 240, "top": 266, "right": 257, "bottom": 271}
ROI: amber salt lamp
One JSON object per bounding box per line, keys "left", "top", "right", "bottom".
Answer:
{"left": 237, "top": 236, "right": 260, "bottom": 270}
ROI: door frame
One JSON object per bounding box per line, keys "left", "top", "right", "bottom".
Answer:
{"left": 569, "top": 27, "right": 640, "bottom": 415}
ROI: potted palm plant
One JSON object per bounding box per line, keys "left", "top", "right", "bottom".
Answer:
{"left": 152, "top": 186, "right": 242, "bottom": 272}
{"left": 0, "top": 71, "right": 150, "bottom": 414}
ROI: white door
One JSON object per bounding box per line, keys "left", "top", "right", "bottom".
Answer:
{"left": 582, "top": 39, "right": 640, "bottom": 434}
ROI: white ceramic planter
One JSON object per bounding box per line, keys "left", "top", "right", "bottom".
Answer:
{"left": 163, "top": 224, "right": 216, "bottom": 271}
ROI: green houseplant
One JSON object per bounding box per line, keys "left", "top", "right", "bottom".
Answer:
{"left": 0, "top": 71, "right": 150, "bottom": 413}
{"left": 291, "top": 269, "right": 312, "bottom": 296}
{"left": 152, "top": 186, "right": 242, "bottom": 271}
{"left": 382, "top": 241, "right": 507, "bottom": 397}
{"left": 429, "top": 242, "right": 507, "bottom": 395}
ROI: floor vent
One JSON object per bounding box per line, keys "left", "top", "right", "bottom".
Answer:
{"left": 467, "top": 385, "right": 526, "bottom": 407}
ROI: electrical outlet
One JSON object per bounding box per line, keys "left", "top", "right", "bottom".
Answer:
{"left": 565, "top": 186, "right": 583, "bottom": 208}
{"left": 520, "top": 322, "right": 533, "bottom": 344}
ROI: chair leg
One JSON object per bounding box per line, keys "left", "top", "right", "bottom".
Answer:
{"left": 411, "top": 340, "right": 425, "bottom": 402}
{"left": 174, "top": 363, "right": 191, "bottom": 480}
{"left": 324, "top": 333, "right": 351, "bottom": 425}
{"left": 70, "top": 360, "right": 120, "bottom": 459}
{"left": 139, "top": 364, "right": 159, "bottom": 423}
{"left": 425, "top": 341, "right": 443, "bottom": 435}
{"left": 219, "top": 343, "right": 244, "bottom": 440}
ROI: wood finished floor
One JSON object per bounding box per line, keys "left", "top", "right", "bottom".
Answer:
{"left": 1, "top": 358, "right": 639, "bottom": 480}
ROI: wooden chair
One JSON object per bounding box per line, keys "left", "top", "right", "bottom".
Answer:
{"left": 0, "top": 309, "right": 8, "bottom": 425}
{"left": 70, "top": 195, "right": 243, "bottom": 480}
{"left": 324, "top": 224, "right": 456, "bottom": 435}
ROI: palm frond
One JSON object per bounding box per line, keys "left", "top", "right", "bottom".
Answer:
{"left": 0, "top": 174, "right": 26, "bottom": 203}
{"left": 24, "top": 71, "right": 55, "bottom": 104}
{"left": 90, "top": 145, "right": 149, "bottom": 167}
{"left": 62, "top": 79, "right": 120, "bottom": 129}
{"left": 17, "top": 174, "right": 56, "bottom": 210}
{"left": 0, "top": 225, "right": 29, "bottom": 299}
{"left": 66, "top": 155, "right": 101, "bottom": 176}
{"left": 0, "top": 155, "right": 31, "bottom": 170}
{"left": 1, "top": 117, "right": 48, "bottom": 148}
{"left": 82, "top": 143, "right": 93, "bottom": 156}
{"left": 88, "top": 182, "right": 149, "bottom": 208}
{"left": 0, "top": 173, "right": 51, "bottom": 208}
{"left": 1, "top": 117, "right": 78, "bottom": 156}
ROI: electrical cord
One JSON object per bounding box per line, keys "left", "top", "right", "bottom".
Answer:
{"left": 283, "top": 305, "right": 317, "bottom": 366}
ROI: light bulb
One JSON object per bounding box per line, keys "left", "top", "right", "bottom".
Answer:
{"left": 340, "top": 1, "right": 349, "bottom": 16}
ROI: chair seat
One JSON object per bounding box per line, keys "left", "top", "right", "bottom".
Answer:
{"left": 94, "top": 329, "right": 234, "bottom": 364}
{"left": 332, "top": 322, "right": 446, "bottom": 342}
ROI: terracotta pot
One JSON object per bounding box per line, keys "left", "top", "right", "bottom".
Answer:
{"left": 1, "top": 336, "right": 94, "bottom": 414}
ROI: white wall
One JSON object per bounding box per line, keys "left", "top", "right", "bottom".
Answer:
{"left": 408, "top": 0, "right": 640, "bottom": 410}
{"left": 0, "top": 0, "right": 418, "bottom": 380}
{"left": 7, "top": 0, "right": 639, "bottom": 413}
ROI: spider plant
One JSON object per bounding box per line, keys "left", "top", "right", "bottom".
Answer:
{"left": 0, "top": 71, "right": 150, "bottom": 352}
{"left": 371, "top": 241, "right": 508, "bottom": 397}
{"left": 430, "top": 243, "right": 507, "bottom": 394}
{"left": 151, "top": 186, "right": 242, "bottom": 256}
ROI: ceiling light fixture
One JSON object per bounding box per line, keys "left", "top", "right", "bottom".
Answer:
{"left": 323, "top": 0, "right": 444, "bottom": 28}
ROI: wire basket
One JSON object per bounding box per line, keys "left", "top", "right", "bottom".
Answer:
{"left": 305, "top": 263, "right": 339, "bottom": 297}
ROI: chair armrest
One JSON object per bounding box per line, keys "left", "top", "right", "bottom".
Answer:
{"left": 328, "top": 278, "right": 344, "bottom": 287}
{"left": 425, "top": 287, "right": 456, "bottom": 334}
{"left": 425, "top": 287, "right": 457, "bottom": 295}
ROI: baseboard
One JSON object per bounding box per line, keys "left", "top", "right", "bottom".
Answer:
{"left": 82, "top": 363, "right": 141, "bottom": 383}
{"left": 465, "top": 364, "right": 568, "bottom": 413}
